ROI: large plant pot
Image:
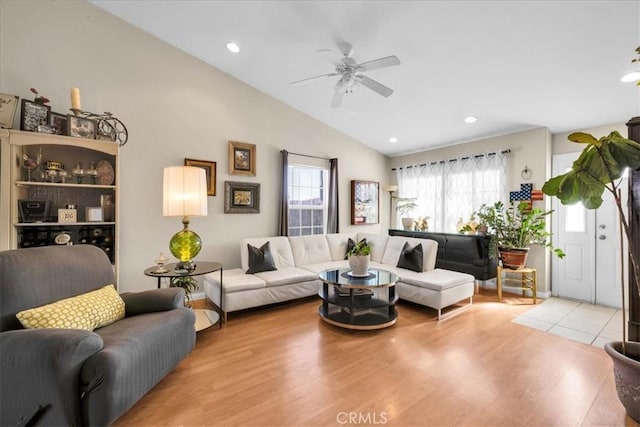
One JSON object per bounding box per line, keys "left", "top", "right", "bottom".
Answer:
{"left": 498, "top": 246, "right": 529, "bottom": 269}
{"left": 401, "top": 217, "right": 414, "bottom": 231}
{"left": 604, "top": 341, "right": 640, "bottom": 422}
{"left": 348, "top": 255, "right": 370, "bottom": 276}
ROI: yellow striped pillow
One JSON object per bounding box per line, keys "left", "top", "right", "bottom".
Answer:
{"left": 16, "top": 284, "right": 125, "bottom": 331}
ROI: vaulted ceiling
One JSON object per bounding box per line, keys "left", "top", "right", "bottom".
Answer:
{"left": 91, "top": 0, "right": 640, "bottom": 157}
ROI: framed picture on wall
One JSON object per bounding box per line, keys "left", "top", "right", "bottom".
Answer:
{"left": 185, "top": 158, "right": 217, "bottom": 196}
{"left": 0, "top": 93, "right": 19, "bottom": 129}
{"left": 224, "top": 181, "right": 260, "bottom": 213}
{"left": 228, "top": 141, "right": 256, "bottom": 176}
{"left": 351, "top": 180, "right": 379, "bottom": 225}
{"left": 20, "top": 99, "right": 50, "bottom": 132}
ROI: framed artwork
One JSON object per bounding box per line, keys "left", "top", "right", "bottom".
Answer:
{"left": 20, "top": 99, "right": 50, "bottom": 132}
{"left": 67, "top": 115, "right": 96, "bottom": 139}
{"left": 224, "top": 181, "right": 260, "bottom": 213}
{"left": 228, "top": 141, "right": 256, "bottom": 176}
{"left": 50, "top": 112, "right": 67, "bottom": 135}
{"left": 185, "top": 158, "right": 217, "bottom": 196}
{"left": 0, "top": 93, "right": 19, "bottom": 129}
{"left": 351, "top": 180, "right": 379, "bottom": 225}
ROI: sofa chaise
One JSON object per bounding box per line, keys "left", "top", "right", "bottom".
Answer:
{"left": 203, "top": 233, "right": 475, "bottom": 322}
{"left": 0, "top": 245, "right": 196, "bottom": 426}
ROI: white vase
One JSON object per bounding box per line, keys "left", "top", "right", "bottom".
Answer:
{"left": 348, "top": 255, "right": 370, "bottom": 276}
{"left": 401, "top": 217, "right": 414, "bottom": 231}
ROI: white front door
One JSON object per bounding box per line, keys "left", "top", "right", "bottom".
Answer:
{"left": 551, "top": 152, "right": 625, "bottom": 308}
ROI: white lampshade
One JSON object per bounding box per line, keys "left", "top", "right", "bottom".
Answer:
{"left": 384, "top": 185, "right": 398, "bottom": 193}
{"left": 163, "top": 166, "right": 208, "bottom": 217}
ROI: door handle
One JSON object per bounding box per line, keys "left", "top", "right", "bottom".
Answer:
{"left": 599, "top": 224, "right": 607, "bottom": 230}
{"left": 599, "top": 235, "right": 606, "bottom": 240}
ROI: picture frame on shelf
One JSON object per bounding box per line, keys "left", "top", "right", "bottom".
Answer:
{"left": 351, "top": 180, "right": 380, "bottom": 225}
{"left": 85, "top": 207, "right": 104, "bottom": 222}
{"left": 228, "top": 141, "right": 256, "bottom": 176}
{"left": 0, "top": 93, "right": 19, "bottom": 129}
{"left": 185, "top": 158, "right": 217, "bottom": 196}
{"left": 20, "top": 99, "right": 50, "bottom": 132}
{"left": 50, "top": 112, "right": 67, "bottom": 135}
{"left": 67, "top": 115, "right": 96, "bottom": 139}
{"left": 224, "top": 181, "right": 260, "bottom": 213}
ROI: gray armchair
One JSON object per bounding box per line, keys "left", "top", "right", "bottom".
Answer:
{"left": 0, "top": 245, "right": 196, "bottom": 426}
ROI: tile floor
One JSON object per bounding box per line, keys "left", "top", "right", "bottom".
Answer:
{"left": 512, "top": 297, "right": 623, "bottom": 348}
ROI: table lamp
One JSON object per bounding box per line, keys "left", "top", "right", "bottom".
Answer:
{"left": 163, "top": 166, "right": 208, "bottom": 270}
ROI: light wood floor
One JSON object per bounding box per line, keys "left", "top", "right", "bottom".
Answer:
{"left": 113, "top": 290, "right": 638, "bottom": 426}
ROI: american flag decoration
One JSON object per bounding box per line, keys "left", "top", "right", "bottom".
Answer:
{"left": 509, "top": 183, "right": 543, "bottom": 213}
{"left": 509, "top": 183, "right": 533, "bottom": 202}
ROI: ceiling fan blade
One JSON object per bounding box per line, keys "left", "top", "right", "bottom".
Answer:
{"left": 357, "top": 55, "right": 400, "bottom": 72}
{"left": 331, "top": 90, "right": 344, "bottom": 108}
{"left": 291, "top": 73, "right": 338, "bottom": 85}
{"left": 356, "top": 75, "right": 394, "bottom": 97}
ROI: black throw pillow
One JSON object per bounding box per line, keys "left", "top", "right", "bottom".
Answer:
{"left": 396, "top": 242, "right": 424, "bottom": 272}
{"left": 345, "top": 238, "right": 368, "bottom": 259}
{"left": 246, "top": 242, "right": 277, "bottom": 274}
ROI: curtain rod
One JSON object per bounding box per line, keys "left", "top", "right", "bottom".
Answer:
{"left": 281, "top": 150, "right": 333, "bottom": 161}
{"left": 391, "top": 149, "right": 511, "bottom": 171}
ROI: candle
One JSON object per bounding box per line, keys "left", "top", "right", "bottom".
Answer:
{"left": 70, "top": 87, "right": 81, "bottom": 110}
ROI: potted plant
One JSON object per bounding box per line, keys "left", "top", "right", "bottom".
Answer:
{"left": 542, "top": 129, "right": 640, "bottom": 421}
{"left": 346, "top": 239, "right": 371, "bottom": 276}
{"left": 474, "top": 201, "right": 565, "bottom": 269}
{"left": 457, "top": 215, "right": 480, "bottom": 234}
{"left": 170, "top": 275, "right": 199, "bottom": 307}
{"left": 393, "top": 196, "right": 418, "bottom": 230}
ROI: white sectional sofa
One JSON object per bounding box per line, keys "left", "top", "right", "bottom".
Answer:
{"left": 203, "top": 233, "right": 475, "bottom": 322}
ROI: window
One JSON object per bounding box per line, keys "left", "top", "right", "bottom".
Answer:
{"left": 396, "top": 152, "right": 508, "bottom": 232}
{"left": 287, "top": 164, "right": 328, "bottom": 236}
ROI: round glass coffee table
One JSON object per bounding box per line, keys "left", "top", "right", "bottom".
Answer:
{"left": 318, "top": 268, "right": 398, "bottom": 330}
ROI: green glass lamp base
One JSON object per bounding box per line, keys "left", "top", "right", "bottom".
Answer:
{"left": 169, "top": 228, "right": 202, "bottom": 271}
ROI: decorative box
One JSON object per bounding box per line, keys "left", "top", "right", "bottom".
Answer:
{"left": 58, "top": 208, "right": 77, "bottom": 223}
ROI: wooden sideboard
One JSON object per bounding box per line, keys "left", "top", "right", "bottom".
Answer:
{"left": 388, "top": 229, "right": 497, "bottom": 280}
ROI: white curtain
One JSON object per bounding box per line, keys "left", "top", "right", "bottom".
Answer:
{"left": 396, "top": 151, "right": 508, "bottom": 232}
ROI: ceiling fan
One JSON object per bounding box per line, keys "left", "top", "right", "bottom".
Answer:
{"left": 291, "top": 42, "right": 400, "bottom": 108}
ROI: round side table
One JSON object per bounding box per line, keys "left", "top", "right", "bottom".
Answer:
{"left": 144, "top": 261, "right": 223, "bottom": 330}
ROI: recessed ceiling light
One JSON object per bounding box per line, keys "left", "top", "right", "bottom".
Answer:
{"left": 389, "top": 137, "right": 398, "bottom": 143}
{"left": 226, "top": 42, "right": 240, "bottom": 53}
{"left": 621, "top": 71, "right": 640, "bottom": 82}
{"left": 464, "top": 116, "right": 478, "bottom": 124}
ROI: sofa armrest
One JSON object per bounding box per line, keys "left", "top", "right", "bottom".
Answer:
{"left": 120, "top": 287, "right": 185, "bottom": 316}
{"left": 0, "top": 328, "right": 103, "bottom": 426}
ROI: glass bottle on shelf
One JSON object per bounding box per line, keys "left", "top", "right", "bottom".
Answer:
{"left": 32, "top": 148, "right": 46, "bottom": 182}
{"left": 22, "top": 154, "right": 36, "bottom": 182}
{"left": 87, "top": 161, "right": 98, "bottom": 185}
{"left": 72, "top": 161, "right": 84, "bottom": 184}
{"left": 58, "top": 169, "right": 68, "bottom": 184}
{"left": 45, "top": 169, "right": 58, "bottom": 183}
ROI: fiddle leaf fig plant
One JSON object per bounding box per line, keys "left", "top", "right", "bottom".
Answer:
{"left": 542, "top": 130, "right": 640, "bottom": 354}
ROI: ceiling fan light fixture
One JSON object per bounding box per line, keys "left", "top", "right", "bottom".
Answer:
{"left": 621, "top": 71, "right": 640, "bottom": 83}
{"left": 226, "top": 42, "right": 240, "bottom": 53}
{"left": 464, "top": 116, "right": 478, "bottom": 124}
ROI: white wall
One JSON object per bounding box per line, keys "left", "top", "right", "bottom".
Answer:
{"left": 552, "top": 122, "right": 628, "bottom": 154}
{"left": 389, "top": 128, "right": 553, "bottom": 293}
{"left": 0, "top": 1, "right": 390, "bottom": 292}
